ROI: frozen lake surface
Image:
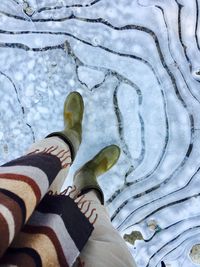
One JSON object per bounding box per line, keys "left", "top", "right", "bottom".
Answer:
{"left": 0, "top": 0, "right": 200, "bottom": 266}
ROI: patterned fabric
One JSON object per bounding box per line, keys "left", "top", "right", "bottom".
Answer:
{"left": 0, "top": 137, "right": 95, "bottom": 267}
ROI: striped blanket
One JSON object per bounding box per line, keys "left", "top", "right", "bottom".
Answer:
{"left": 0, "top": 136, "right": 95, "bottom": 267}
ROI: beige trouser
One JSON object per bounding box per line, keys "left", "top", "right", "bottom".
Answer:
{"left": 73, "top": 191, "right": 137, "bottom": 267}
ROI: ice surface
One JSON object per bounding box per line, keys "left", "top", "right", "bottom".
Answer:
{"left": 0, "top": 0, "right": 200, "bottom": 266}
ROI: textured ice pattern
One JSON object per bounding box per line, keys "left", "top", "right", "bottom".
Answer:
{"left": 0, "top": 0, "right": 200, "bottom": 266}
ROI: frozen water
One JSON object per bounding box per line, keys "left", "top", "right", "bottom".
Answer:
{"left": 0, "top": 0, "right": 200, "bottom": 266}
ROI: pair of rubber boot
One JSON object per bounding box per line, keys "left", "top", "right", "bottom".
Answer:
{"left": 46, "top": 92, "right": 120, "bottom": 205}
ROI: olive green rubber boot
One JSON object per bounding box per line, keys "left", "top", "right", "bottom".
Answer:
{"left": 46, "top": 91, "right": 84, "bottom": 161}
{"left": 73, "top": 145, "right": 121, "bottom": 205}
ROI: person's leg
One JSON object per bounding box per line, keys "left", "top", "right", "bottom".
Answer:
{"left": 0, "top": 91, "right": 84, "bottom": 258}
{"left": 72, "top": 147, "right": 137, "bottom": 267}
{"left": 73, "top": 190, "right": 136, "bottom": 267}
{"left": 0, "top": 92, "right": 96, "bottom": 267}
